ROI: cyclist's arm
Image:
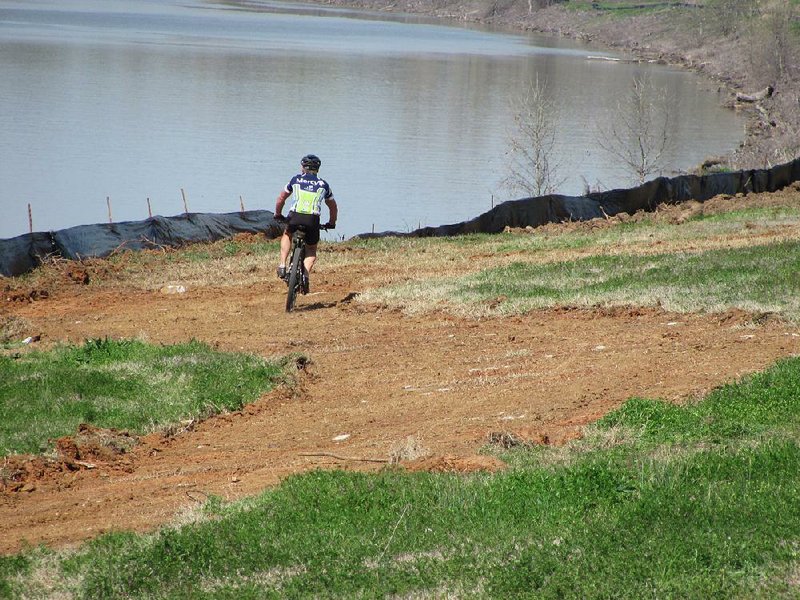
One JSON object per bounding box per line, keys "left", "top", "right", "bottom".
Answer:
{"left": 325, "top": 197, "right": 338, "bottom": 227}
{"left": 275, "top": 189, "right": 291, "bottom": 218}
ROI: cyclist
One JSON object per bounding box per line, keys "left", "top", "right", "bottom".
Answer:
{"left": 274, "top": 154, "right": 338, "bottom": 288}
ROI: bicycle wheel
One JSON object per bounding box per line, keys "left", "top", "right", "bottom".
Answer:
{"left": 285, "top": 241, "right": 304, "bottom": 312}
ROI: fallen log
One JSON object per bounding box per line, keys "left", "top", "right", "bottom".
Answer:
{"left": 299, "top": 452, "right": 389, "bottom": 463}
{"left": 736, "top": 86, "right": 774, "bottom": 103}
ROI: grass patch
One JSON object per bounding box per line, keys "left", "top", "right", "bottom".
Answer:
{"left": 598, "top": 356, "right": 800, "bottom": 445}
{"left": 5, "top": 357, "right": 800, "bottom": 597}
{"left": 365, "top": 239, "right": 800, "bottom": 319}
{"left": 0, "top": 339, "right": 286, "bottom": 456}
{"left": 9, "top": 200, "right": 800, "bottom": 298}
{"left": 350, "top": 201, "right": 800, "bottom": 300}
{"left": 565, "top": 0, "right": 672, "bottom": 17}
{"left": 0, "top": 554, "right": 31, "bottom": 599}
{"left": 0, "top": 316, "right": 34, "bottom": 349}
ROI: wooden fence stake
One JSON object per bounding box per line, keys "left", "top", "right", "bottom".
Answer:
{"left": 147, "top": 197, "right": 152, "bottom": 218}
{"left": 181, "top": 188, "right": 188, "bottom": 213}
{"left": 28, "top": 203, "right": 33, "bottom": 233}
{"left": 107, "top": 196, "right": 113, "bottom": 223}
{"left": 240, "top": 195, "right": 245, "bottom": 214}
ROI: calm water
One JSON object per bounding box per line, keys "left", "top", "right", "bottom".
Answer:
{"left": 0, "top": 0, "right": 744, "bottom": 240}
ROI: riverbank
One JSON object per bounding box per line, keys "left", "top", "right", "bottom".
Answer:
{"left": 302, "top": 0, "right": 798, "bottom": 172}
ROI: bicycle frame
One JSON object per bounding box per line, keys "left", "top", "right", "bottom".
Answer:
{"left": 284, "top": 228, "right": 307, "bottom": 313}
{"left": 278, "top": 219, "right": 331, "bottom": 313}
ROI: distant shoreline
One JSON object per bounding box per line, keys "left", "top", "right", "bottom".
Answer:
{"left": 276, "top": 0, "right": 796, "bottom": 171}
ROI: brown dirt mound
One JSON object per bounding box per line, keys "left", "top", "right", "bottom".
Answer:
{"left": 400, "top": 455, "right": 507, "bottom": 474}
{"left": 487, "top": 426, "right": 583, "bottom": 449}
{"left": 54, "top": 424, "right": 138, "bottom": 466}
{"left": 1, "top": 425, "right": 138, "bottom": 493}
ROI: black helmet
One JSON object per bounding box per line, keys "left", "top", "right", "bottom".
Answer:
{"left": 301, "top": 154, "right": 321, "bottom": 171}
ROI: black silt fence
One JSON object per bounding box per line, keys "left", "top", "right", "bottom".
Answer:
{"left": 0, "top": 211, "right": 283, "bottom": 277}
{"left": 358, "top": 157, "right": 800, "bottom": 239}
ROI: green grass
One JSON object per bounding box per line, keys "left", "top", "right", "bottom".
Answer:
{"left": 351, "top": 203, "right": 800, "bottom": 256}
{"left": 366, "top": 239, "right": 800, "bottom": 319}
{"left": 564, "top": 0, "right": 670, "bottom": 17}
{"left": 5, "top": 356, "right": 800, "bottom": 598}
{"left": 0, "top": 339, "right": 287, "bottom": 456}
{"left": 0, "top": 555, "right": 31, "bottom": 599}
{"left": 599, "top": 357, "right": 800, "bottom": 445}
{"left": 352, "top": 204, "right": 800, "bottom": 317}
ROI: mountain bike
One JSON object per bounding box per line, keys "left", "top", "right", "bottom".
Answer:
{"left": 275, "top": 217, "right": 332, "bottom": 312}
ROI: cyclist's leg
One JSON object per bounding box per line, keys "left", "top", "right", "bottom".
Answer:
{"left": 277, "top": 229, "right": 291, "bottom": 278}
{"left": 304, "top": 244, "right": 317, "bottom": 274}
{"left": 279, "top": 230, "right": 292, "bottom": 266}
{"left": 302, "top": 219, "right": 321, "bottom": 274}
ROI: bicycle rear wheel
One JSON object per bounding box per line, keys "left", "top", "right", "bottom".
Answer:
{"left": 285, "top": 242, "right": 304, "bottom": 312}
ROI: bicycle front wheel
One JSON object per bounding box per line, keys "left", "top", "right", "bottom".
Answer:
{"left": 285, "top": 243, "right": 304, "bottom": 312}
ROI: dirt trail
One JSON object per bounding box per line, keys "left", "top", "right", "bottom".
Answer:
{"left": 2, "top": 253, "right": 799, "bottom": 554}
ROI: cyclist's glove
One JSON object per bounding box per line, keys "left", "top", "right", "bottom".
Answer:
{"left": 323, "top": 222, "right": 336, "bottom": 230}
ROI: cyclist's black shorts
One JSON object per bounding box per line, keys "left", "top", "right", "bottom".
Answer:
{"left": 287, "top": 211, "right": 321, "bottom": 245}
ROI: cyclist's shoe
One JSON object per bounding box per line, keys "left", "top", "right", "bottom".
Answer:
{"left": 301, "top": 273, "right": 310, "bottom": 295}
{"left": 276, "top": 265, "right": 286, "bottom": 280}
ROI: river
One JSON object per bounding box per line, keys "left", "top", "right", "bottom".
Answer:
{"left": 0, "top": 0, "right": 744, "bottom": 240}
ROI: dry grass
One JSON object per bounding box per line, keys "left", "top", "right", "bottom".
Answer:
{"left": 389, "top": 435, "right": 432, "bottom": 465}
{"left": 199, "top": 565, "right": 309, "bottom": 595}
{"left": 490, "top": 423, "right": 646, "bottom": 472}
{"left": 356, "top": 193, "right": 800, "bottom": 315}
{"left": 0, "top": 316, "right": 34, "bottom": 344}
{"left": 4, "top": 190, "right": 800, "bottom": 322}
{"left": 9, "top": 549, "right": 82, "bottom": 600}
{"left": 100, "top": 216, "right": 800, "bottom": 300}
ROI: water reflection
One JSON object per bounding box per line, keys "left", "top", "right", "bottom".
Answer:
{"left": 0, "top": 0, "right": 743, "bottom": 239}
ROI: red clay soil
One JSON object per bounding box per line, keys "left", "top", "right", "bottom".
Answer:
{"left": 2, "top": 215, "right": 800, "bottom": 554}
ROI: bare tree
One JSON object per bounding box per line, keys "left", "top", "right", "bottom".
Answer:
{"left": 500, "top": 77, "right": 564, "bottom": 198}
{"left": 760, "top": 1, "right": 796, "bottom": 82}
{"left": 596, "top": 74, "right": 677, "bottom": 185}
